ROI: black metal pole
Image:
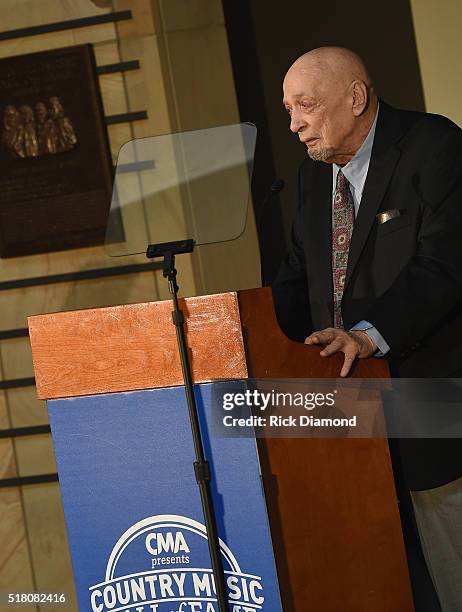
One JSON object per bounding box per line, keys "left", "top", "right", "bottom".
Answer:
{"left": 147, "top": 241, "right": 229, "bottom": 612}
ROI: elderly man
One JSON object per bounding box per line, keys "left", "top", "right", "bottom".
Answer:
{"left": 272, "top": 47, "right": 462, "bottom": 611}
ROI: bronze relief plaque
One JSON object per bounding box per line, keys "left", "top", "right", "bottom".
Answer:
{"left": 0, "top": 44, "right": 113, "bottom": 257}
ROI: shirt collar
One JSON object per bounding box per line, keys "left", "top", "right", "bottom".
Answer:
{"left": 333, "top": 102, "right": 380, "bottom": 196}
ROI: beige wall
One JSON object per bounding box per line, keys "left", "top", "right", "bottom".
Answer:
{"left": 0, "top": 2, "right": 260, "bottom": 610}
{"left": 410, "top": 0, "right": 462, "bottom": 127}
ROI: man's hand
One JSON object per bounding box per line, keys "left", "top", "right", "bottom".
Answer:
{"left": 305, "top": 328, "right": 377, "bottom": 377}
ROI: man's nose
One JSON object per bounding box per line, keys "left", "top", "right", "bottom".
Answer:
{"left": 289, "top": 110, "right": 306, "bottom": 134}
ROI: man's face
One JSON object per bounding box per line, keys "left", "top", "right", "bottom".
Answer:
{"left": 283, "top": 68, "right": 355, "bottom": 163}
{"left": 35, "top": 103, "right": 47, "bottom": 123}
{"left": 19, "top": 105, "right": 33, "bottom": 123}
{"left": 49, "top": 97, "right": 63, "bottom": 117}
{"left": 4, "top": 105, "right": 18, "bottom": 127}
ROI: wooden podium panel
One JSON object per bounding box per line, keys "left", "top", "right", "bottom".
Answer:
{"left": 28, "top": 288, "right": 414, "bottom": 611}
{"left": 238, "top": 290, "right": 412, "bottom": 611}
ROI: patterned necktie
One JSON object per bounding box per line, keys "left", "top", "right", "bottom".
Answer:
{"left": 332, "top": 169, "right": 355, "bottom": 328}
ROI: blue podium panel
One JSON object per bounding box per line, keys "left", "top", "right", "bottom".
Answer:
{"left": 48, "top": 384, "right": 281, "bottom": 612}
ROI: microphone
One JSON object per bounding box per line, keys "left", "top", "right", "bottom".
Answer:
{"left": 269, "top": 178, "right": 285, "bottom": 195}
{"left": 257, "top": 178, "right": 285, "bottom": 286}
{"left": 262, "top": 179, "right": 285, "bottom": 210}
{"left": 257, "top": 178, "right": 285, "bottom": 228}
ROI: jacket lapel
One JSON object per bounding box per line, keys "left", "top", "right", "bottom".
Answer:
{"left": 345, "top": 102, "right": 403, "bottom": 289}
{"left": 305, "top": 161, "right": 333, "bottom": 327}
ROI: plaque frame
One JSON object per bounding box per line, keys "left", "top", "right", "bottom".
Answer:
{"left": 0, "top": 44, "right": 114, "bottom": 258}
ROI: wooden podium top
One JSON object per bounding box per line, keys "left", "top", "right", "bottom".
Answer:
{"left": 28, "top": 288, "right": 388, "bottom": 400}
{"left": 28, "top": 292, "right": 248, "bottom": 400}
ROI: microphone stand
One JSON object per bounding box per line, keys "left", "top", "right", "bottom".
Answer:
{"left": 146, "top": 239, "right": 229, "bottom": 612}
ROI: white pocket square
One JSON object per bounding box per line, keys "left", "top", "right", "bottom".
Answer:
{"left": 376, "top": 209, "right": 404, "bottom": 224}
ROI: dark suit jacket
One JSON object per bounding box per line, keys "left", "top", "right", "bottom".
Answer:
{"left": 272, "top": 101, "right": 462, "bottom": 490}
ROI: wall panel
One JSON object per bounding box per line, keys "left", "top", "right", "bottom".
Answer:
{"left": 0, "top": 385, "right": 36, "bottom": 607}
{"left": 410, "top": 0, "right": 462, "bottom": 126}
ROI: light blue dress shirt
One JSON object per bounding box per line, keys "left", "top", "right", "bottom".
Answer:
{"left": 332, "top": 104, "right": 390, "bottom": 356}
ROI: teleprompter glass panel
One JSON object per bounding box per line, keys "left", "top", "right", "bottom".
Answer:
{"left": 105, "top": 123, "right": 257, "bottom": 257}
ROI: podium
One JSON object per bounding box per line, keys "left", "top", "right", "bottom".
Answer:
{"left": 28, "top": 288, "right": 414, "bottom": 611}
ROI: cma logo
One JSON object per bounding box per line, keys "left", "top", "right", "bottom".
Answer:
{"left": 146, "top": 531, "right": 190, "bottom": 556}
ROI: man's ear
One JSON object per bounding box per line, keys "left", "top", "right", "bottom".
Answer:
{"left": 351, "top": 80, "right": 368, "bottom": 116}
